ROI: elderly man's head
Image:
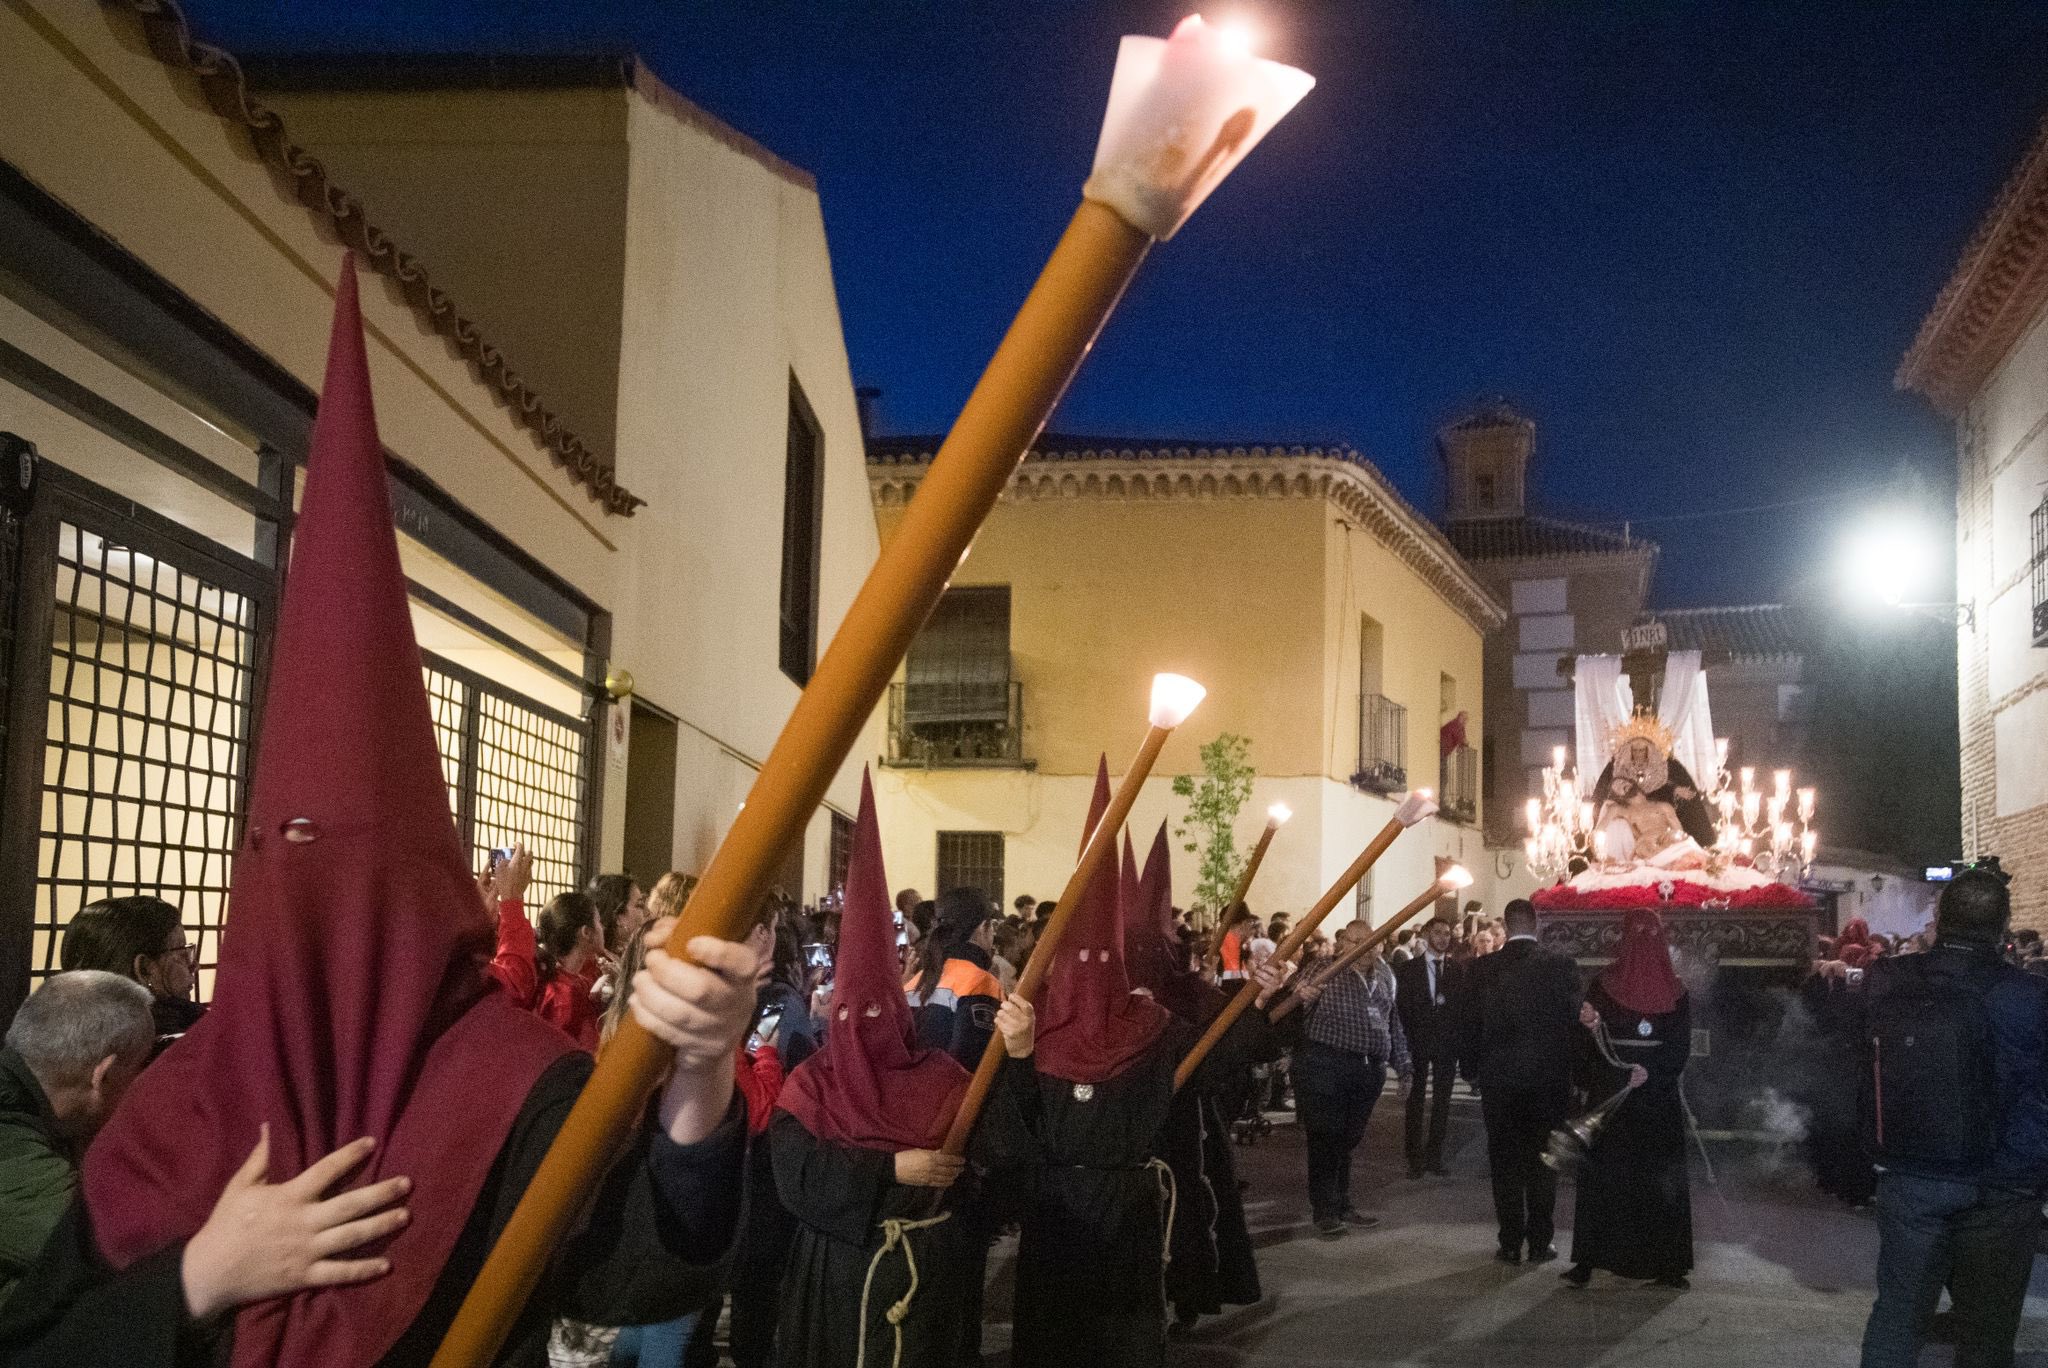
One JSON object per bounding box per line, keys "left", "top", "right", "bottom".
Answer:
{"left": 7, "top": 970, "right": 156, "bottom": 1140}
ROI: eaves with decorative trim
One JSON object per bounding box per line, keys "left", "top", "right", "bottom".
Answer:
{"left": 1899, "top": 112, "right": 2048, "bottom": 418}
{"left": 869, "top": 438, "right": 1507, "bottom": 633}
{"left": 104, "top": 0, "right": 643, "bottom": 514}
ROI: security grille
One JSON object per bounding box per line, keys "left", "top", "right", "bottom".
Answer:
{"left": 828, "top": 808, "right": 853, "bottom": 899}
{"left": 1354, "top": 692, "right": 1407, "bottom": 793}
{"left": 2032, "top": 497, "right": 2048, "bottom": 645}
{"left": 936, "top": 830, "right": 1003, "bottom": 910}
{"left": 423, "top": 653, "right": 591, "bottom": 907}
{"left": 32, "top": 515, "right": 264, "bottom": 997}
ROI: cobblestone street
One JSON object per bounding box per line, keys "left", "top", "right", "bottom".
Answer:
{"left": 981, "top": 1091, "right": 2048, "bottom": 1366}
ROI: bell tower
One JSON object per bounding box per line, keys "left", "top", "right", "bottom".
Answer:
{"left": 1438, "top": 402, "right": 1534, "bottom": 522}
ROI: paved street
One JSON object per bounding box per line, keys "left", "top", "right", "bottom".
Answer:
{"left": 981, "top": 1090, "right": 2048, "bottom": 1366}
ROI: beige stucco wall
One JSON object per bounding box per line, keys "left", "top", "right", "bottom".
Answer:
{"left": 869, "top": 480, "right": 1489, "bottom": 925}
{"left": 0, "top": 3, "right": 878, "bottom": 900}
{"left": 609, "top": 85, "right": 880, "bottom": 888}
{"left": 1959, "top": 303, "right": 2048, "bottom": 927}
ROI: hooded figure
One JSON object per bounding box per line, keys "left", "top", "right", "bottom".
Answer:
{"left": 1567, "top": 907, "right": 1695, "bottom": 1289}
{"left": 1125, "top": 823, "right": 1263, "bottom": 1328}
{"left": 773, "top": 773, "right": 1029, "bottom": 1368}
{"left": 2, "top": 259, "right": 747, "bottom": 1366}
{"left": 1011, "top": 758, "right": 1272, "bottom": 1368}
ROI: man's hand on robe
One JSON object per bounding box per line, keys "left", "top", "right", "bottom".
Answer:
{"left": 633, "top": 921, "right": 760, "bottom": 1146}
{"left": 893, "top": 1150, "right": 966, "bottom": 1189}
{"left": 995, "top": 997, "right": 1035, "bottom": 1058}
{"left": 180, "top": 1127, "right": 412, "bottom": 1321}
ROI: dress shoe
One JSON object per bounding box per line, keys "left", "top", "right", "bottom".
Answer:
{"left": 1527, "top": 1245, "right": 1559, "bottom": 1265}
{"left": 1561, "top": 1264, "right": 1592, "bottom": 1288}
{"left": 1315, "top": 1215, "right": 1345, "bottom": 1237}
{"left": 1339, "top": 1208, "right": 1381, "bottom": 1228}
{"left": 1494, "top": 1247, "right": 1522, "bottom": 1266}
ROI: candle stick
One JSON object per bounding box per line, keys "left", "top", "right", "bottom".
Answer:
{"left": 1802, "top": 829, "right": 1818, "bottom": 862}
{"left": 1174, "top": 789, "right": 1437, "bottom": 1090}
{"left": 942, "top": 674, "right": 1202, "bottom": 1154}
{"left": 1552, "top": 745, "right": 1568, "bottom": 774}
{"left": 429, "top": 22, "right": 1311, "bottom": 1364}
{"left": 1715, "top": 737, "right": 1730, "bottom": 768}
{"left": 1525, "top": 797, "right": 1542, "bottom": 835}
{"left": 1740, "top": 766, "right": 1756, "bottom": 796}
{"left": 1797, "top": 787, "right": 1817, "bottom": 823}
{"left": 1269, "top": 868, "right": 1471, "bottom": 1022}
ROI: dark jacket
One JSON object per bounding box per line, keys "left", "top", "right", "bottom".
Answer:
{"left": 1458, "top": 937, "right": 1581, "bottom": 1094}
{"left": 908, "top": 943, "right": 1004, "bottom": 1068}
{"left": 0, "top": 1049, "right": 75, "bottom": 1309}
{"left": 1394, "top": 951, "right": 1461, "bottom": 1063}
{"left": 1865, "top": 941, "right": 2048, "bottom": 1192}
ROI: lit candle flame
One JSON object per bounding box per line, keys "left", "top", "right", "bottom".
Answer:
{"left": 1439, "top": 864, "right": 1474, "bottom": 890}
{"left": 1148, "top": 672, "right": 1207, "bottom": 728}
{"left": 1266, "top": 801, "right": 1292, "bottom": 828}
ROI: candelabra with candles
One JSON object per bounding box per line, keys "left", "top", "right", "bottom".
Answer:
{"left": 1523, "top": 739, "right": 1818, "bottom": 885}
{"left": 1523, "top": 745, "right": 1600, "bottom": 883}
{"left": 1700, "top": 739, "right": 1818, "bottom": 881}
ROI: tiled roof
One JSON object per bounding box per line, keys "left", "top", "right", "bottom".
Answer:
{"left": 1898, "top": 111, "right": 2048, "bottom": 415}
{"left": 866, "top": 433, "right": 1507, "bottom": 631}
{"left": 108, "top": 0, "right": 643, "bottom": 514}
{"left": 1652, "top": 604, "right": 1806, "bottom": 661}
{"left": 1441, "top": 515, "right": 1655, "bottom": 561}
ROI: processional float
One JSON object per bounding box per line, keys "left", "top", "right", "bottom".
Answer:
{"left": 432, "top": 18, "right": 1314, "bottom": 1365}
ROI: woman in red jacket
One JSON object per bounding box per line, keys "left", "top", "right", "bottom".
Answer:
{"left": 531, "top": 893, "right": 605, "bottom": 1051}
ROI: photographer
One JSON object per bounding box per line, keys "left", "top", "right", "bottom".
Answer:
{"left": 1859, "top": 863, "right": 2048, "bottom": 1368}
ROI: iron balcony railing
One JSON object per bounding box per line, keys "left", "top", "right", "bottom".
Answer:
{"left": 1353, "top": 692, "right": 1407, "bottom": 793}
{"left": 2032, "top": 498, "right": 2048, "bottom": 646}
{"left": 1442, "top": 743, "right": 1478, "bottom": 825}
{"left": 885, "top": 679, "right": 1028, "bottom": 768}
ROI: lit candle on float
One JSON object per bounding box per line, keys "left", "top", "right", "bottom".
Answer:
{"left": 1739, "top": 837, "right": 1755, "bottom": 858}
{"left": 1774, "top": 769, "right": 1792, "bottom": 801}
{"left": 1740, "top": 766, "right": 1757, "bottom": 796}
{"left": 1526, "top": 798, "right": 1542, "bottom": 835}
{"left": 1801, "top": 829, "right": 1818, "bottom": 862}
{"left": 1552, "top": 745, "right": 1568, "bottom": 774}
{"left": 1797, "top": 787, "right": 1817, "bottom": 823}
{"left": 1715, "top": 737, "right": 1730, "bottom": 769}
{"left": 1579, "top": 801, "right": 1595, "bottom": 831}
{"left": 1742, "top": 792, "right": 1761, "bottom": 826}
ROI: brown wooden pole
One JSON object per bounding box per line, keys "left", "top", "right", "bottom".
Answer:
{"left": 1173, "top": 799, "right": 1432, "bottom": 1092}
{"left": 940, "top": 721, "right": 1174, "bottom": 1155}
{"left": 428, "top": 201, "right": 1152, "bottom": 1368}
{"left": 1203, "top": 815, "right": 1281, "bottom": 950}
{"left": 1268, "top": 877, "right": 1453, "bottom": 1022}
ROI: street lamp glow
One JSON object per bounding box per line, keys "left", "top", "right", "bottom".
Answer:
{"left": 1265, "top": 801, "right": 1293, "bottom": 829}
{"left": 1438, "top": 864, "right": 1474, "bottom": 891}
{"left": 1148, "top": 672, "right": 1208, "bottom": 728}
{"left": 1843, "top": 516, "right": 1937, "bottom": 609}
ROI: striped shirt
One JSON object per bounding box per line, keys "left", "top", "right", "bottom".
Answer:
{"left": 1305, "top": 957, "right": 1410, "bottom": 1073}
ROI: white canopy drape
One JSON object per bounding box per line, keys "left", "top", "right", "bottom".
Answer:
{"left": 1572, "top": 650, "right": 1716, "bottom": 780}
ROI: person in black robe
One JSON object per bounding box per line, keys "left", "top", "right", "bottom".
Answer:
{"left": 1008, "top": 763, "right": 1282, "bottom": 1368}
{"left": 770, "top": 774, "right": 1033, "bottom": 1368}
{"left": 1563, "top": 908, "right": 1695, "bottom": 1290}
{"left": 1122, "top": 826, "right": 1268, "bottom": 1329}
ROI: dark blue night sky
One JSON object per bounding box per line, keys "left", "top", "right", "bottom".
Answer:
{"left": 184, "top": 2, "right": 2048, "bottom": 607}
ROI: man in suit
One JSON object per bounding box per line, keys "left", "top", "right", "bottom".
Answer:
{"left": 1459, "top": 898, "right": 1583, "bottom": 1264}
{"left": 1396, "top": 916, "right": 1462, "bottom": 1179}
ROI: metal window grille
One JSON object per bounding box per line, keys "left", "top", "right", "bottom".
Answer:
{"left": 34, "top": 521, "right": 257, "bottom": 997}
{"left": 891, "top": 586, "right": 1022, "bottom": 768}
{"left": 1354, "top": 692, "right": 1407, "bottom": 793}
{"left": 828, "top": 809, "right": 853, "bottom": 898}
{"left": 1441, "top": 743, "right": 1479, "bottom": 825}
{"left": 2032, "top": 497, "right": 2048, "bottom": 645}
{"left": 936, "top": 830, "right": 1003, "bottom": 910}
{"left": 423, "top": 653, "right": 591, "bottom": 908}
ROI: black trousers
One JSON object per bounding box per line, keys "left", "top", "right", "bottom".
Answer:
{"left": 1295, "top": 1042, "right": 1385, "bottom": 1221}
{"left": 1405, "top": 1053, "right": 1455, "bottom": 1172}
{"left": 1480, "top": 1083, "right": 1568, "bottom": 1254}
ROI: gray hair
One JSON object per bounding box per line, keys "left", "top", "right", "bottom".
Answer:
{"left": 6, "top": 971, "right": 155, "bottom": 1085}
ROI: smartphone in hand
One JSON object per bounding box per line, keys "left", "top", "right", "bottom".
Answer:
{"left": 748, "top": 1006, "right": 784, "bottom": 1054}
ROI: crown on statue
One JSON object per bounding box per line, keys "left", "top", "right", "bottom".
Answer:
{"left": 1607, "top": 709, "right": 1675, "bottom": 759}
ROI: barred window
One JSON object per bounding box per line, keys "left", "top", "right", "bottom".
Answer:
{"left": 828, "top": 808, "right": 854, "bottom": 899}
{"left": 936, "top": 830, "right": 1003, "bottom": 910}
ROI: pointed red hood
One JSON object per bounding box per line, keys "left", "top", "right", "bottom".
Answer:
{"left": 780, "top": 772, "right": 968, "bottom": 1150}
{"left": 1600, "top": 907, "right": 1685, "bottom": 1016}
{"left": 1035, "top": 755, "right": 1168, "bottom": 1083}
{"left": 83, "top": 257, "right": 570, "bottom": 1367}
{"left": 1125, "top": 821, "right": 1228, "bottom": 1025}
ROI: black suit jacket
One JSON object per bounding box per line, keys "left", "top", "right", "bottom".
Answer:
{"left": 1458, "top": 937, "right": 1581, "bottom": 1095}
{"left": 1394, "top": 952, "right": 1460, "bottom": 1063}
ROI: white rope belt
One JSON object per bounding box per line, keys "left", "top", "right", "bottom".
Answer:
{"left": 1147, "top": 1156, "right": 1179, "bottom": 1267}
{"left": 855, "top": 1210, "right": 953, "bottom": 1368}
